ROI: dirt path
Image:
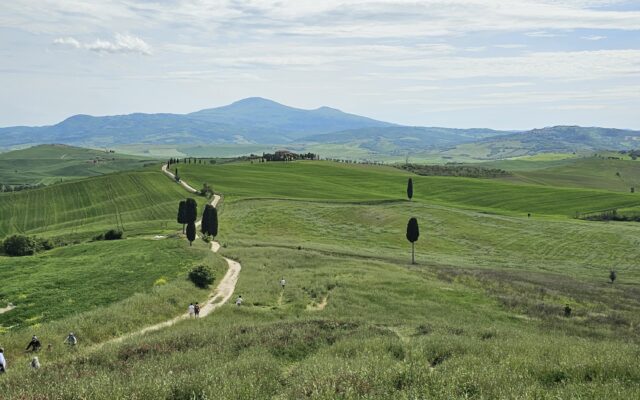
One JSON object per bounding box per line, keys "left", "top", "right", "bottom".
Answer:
{"left": 97, "top": 165, "right": 241, "bottom": 347}
{"left": 0, "top": 303, "right": 15, "bottom": 315}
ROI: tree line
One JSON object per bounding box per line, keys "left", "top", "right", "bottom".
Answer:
{"left": 399, "top": 163, "right": 511, "bottom": 178}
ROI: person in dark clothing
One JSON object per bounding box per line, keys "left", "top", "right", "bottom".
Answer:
{"left": 194, "top": 303, "right": 200, "bottom": 318}
{"left": 25, "top": 336, "right": 41, "bottom": 352}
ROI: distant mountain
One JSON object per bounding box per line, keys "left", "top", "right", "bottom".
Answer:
{"left": 188, "top": 97, "right": 395, "bottom": 142}
{"left": 300, "top": 126, "right": 507, "bottom": 153}
{"left": 0, "top": 97, "right": 394, "bottom": 148}
{"left": 443, "top": 126, "right": 640, "bottom": 160}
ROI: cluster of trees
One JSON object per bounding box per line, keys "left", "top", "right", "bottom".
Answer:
{"left": 1, "top": 235, "right": 54, "bottom": 256}
{"left": 261, "top": 151, "right": 318, "bottom": 162}
{"left": 177, "top": 198, "right": 219, "bottom": 246}
{"left": 0, "top": 183, "right": 46, "bottom": 192}
{"left": 618, "top": 150, "right": 640, "bottom": 160}
{"left": 399, "top": 163, "right": 510, "bottom": 178}
{"left": 177, "top": 198, "right": 198, "bottom": 245}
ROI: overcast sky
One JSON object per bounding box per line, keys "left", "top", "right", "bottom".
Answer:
{"left": 1, "top": 0, "right": 639, "bottom": 129}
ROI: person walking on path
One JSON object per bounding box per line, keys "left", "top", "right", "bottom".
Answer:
{"left": 194, "top": 303, "right": 200, "bottom": 318}
{"left": 188, "top": 303, "right": 195, "bottom": 318}
{"left": 30, "top": 356, "right": 40, "bottom": 370}
{"left": 235, "top": 295, "right": 243, "bottom": 307}
{"left": 64, "top": 332, "right": 78, "bottom": 347}
{"left": 0, "top": 347, "right": 6, "bottom": 374}
{"left": 280, "top": 277, "right": 286, "bottom": 290}
{"left": 25, "top": 336, "right": 41, "bottom": 352}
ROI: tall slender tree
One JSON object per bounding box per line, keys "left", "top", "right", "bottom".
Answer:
{"left": 201, "top": 205, "right": 218, "bottom": 237}
{"left": 185, "top": 198, "right": 197, "bottom": 225}
{"left": 177, "top": 200, "right": 187, "bottom": 233}
{"left": 407, "top": 178, "right": 413, "bottom": 201}
{"left": 186, "top": 222, "right": 196, "bottom": 246}
{"left": 406, "top": 217, "right": 420, "bottom": 264}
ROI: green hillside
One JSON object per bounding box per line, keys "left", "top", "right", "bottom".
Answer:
{"left": 2, "top": 160, "right": 640, "bottom": 398}
{"left": 0, "top": 169, "right": 208, "bottom": 239}
{"left": 177, "top": 161, "right": 640, "bottom": 216}
{"left": 494, "top": 157, "right": 640, "bottom": 192}
{"left": 0, "top": 144, "right": 153, "bottom": 186}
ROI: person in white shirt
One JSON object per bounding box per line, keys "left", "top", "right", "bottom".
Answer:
{"left": 188, "top": 303, "right": 195, "bottom": 318}
{"left": 280, "top": 277, "right": 286, "bottom": 289}
{"left": 235, "top": 295, "right": 243, "bottom": 306}
{"left": 0, "top": 347, "right": 6, "bottom": 373}
{"left": 30, "top": 356, "right": 40, "bottom": 369}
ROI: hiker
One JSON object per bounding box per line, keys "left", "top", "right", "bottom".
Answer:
{"left": 0, "top": 347, "right": 6, "bottom": 374}
{"left": 280, "top": 277, "right": 286, "bottom": 289}
{"left": 194, "top": 303, "right": 200, "bottom": 318}
{"left": 25, "top": 336, "right": 41, "bottom": 352}
{"left": 188, "top": 303, "right": 195, "bottom": 318}
{"left": 64, "top": 332, "right": 78, "bottom": 347}
{"left": 235, "top": 295, "right": 243, "bottom": 306}
{"left": 30, "top": 356, "right": 40, "bottom": 370}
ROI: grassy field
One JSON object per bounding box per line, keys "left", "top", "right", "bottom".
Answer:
{"left": 2, "top": 160, "right": 640, "bottom": 398}
{"left": 178, "top": 160, "right": 640, "bottom": 216}
{"left": 0, "top": 169, "right": 209, "bottom": 239}
{"left": 0, "top": 237, "right": 222, "bottom": 330}
{"left": 500, "top": 157, "right": 640, "bottom": 192}
{"left": 0, "top": 144, "right": 154, "bottom": 186}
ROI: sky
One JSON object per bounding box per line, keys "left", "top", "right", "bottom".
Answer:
{"left": 1, "top": 0, "right": 639, "bottom": 130}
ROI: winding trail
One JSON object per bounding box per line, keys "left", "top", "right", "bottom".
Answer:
{"left": 98, "top": 165, "right": 241, "bottom": 346}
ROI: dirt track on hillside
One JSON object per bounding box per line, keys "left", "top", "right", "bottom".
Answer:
{"left": 97, "top": 165, "right": 241, "bottom": 346}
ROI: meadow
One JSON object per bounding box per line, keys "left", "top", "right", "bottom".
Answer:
{"left": 0, "top": 144, "right": 153, "bottom": 186}
{"left": 1, "top": 160, "right": 640, "bottom": 398}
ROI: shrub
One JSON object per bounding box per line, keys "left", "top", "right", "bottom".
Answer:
{"left": 2, "top": 235, "right": 37, "bottom": 256}
{"left": 188, "top": 265, "right": 215, "bottom": 288}
{"left": 104, "top": 229, "right": 123, "bottom": 240}
{"left": 94, "top": 229, "right": 123, "bottom": 241}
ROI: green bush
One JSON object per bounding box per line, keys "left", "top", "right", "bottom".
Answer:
{"left": 188, "top": 265, "right": 215, "bottom": 288}
{"left": 2, "top": 235, "right": 37, "bottom": 256}
{"left": 1, "top": 235, "right": 54, "bottom": 256}
{"left": 94, "top": 229, "right": 124, "bottom": 241}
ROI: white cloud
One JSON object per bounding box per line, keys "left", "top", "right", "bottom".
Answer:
{"left": 53, "top": 37, "right": 81, "bottom": 48}
{"left": 53, "top": 34, "right": 152, "bottom": 55}
{"left": 526, "top": 31, "right": 563, "bottom": 38}
{"left": 581, "top": 35, "right": 607, "bottom": 40}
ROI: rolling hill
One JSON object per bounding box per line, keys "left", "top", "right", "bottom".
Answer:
{"left": 0, "top": 144, "right": 154, "bottom": 186}
{"left": 442, "top": 126, "right": 640, "bottom": 160}
{"left": 2, "top": 160, "right": 640, "bottom": 398}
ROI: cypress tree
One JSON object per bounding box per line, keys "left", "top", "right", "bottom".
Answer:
{"left": 177, "top": 200, "right": 187, "bottom": 233}
{"left": 201, "top": 204, "right": 219, "bottom": 237}
{"left": 208, "top": 206, "right": 218, "bottom": 237}
{"left": 201, "top": 205, "right": 210, "bottom": 234}
{"left": 185, "top": 198, "right": 197, "bottom": 224}
{"left": 186, "top": 222, "right": 196, "bottom": 246}
{"left": 406, "top": 217, "right": 420, "bottom": 264}
{"left": 407, "top": 178, "right": 413, "bottom": 201}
